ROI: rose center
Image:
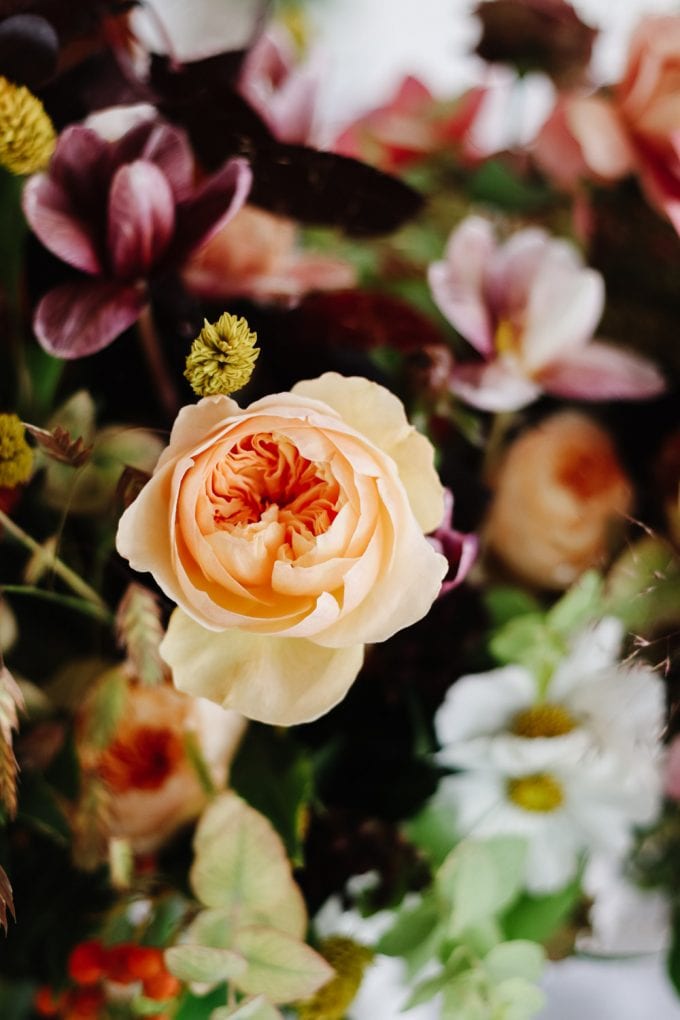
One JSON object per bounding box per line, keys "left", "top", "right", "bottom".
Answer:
{"left": 507, "top": 773, "right": 564, "bottom": 812}
{"left": 98, "top": 725, "right": 184, "bottom": 793}
{"left": 511, "top": 703, "right": 577, "bottom": 738}
{"left": 210, "top": 432, "right": 340, "bottom": 539}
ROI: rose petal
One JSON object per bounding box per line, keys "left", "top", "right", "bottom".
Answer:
{"left": 173, "top": 158, "right": 252, "bottom": 259}
{"left": 540, "top": 341, "right": 666, "bottom": 400}
{"left": 22, "top": 173, "right": 102, "bottom": 274}
{"left": 292, "top": 373, "right": 444, "bottom": 533}
{"left": 161, "top": 609, "right": 365, "bottom": 725}
{"left": 34, "top": 279, "right": 146, "bottom": 358}
{"left": 108, "top": 161, "right": 176, "bottom": 278}
{"left": 427, "top": 216, "right": 497, "bottom": 356}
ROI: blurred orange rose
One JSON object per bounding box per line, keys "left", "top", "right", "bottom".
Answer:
{"left": 485, "top": 411, "right": 633, "bottom": 588}
{"left": 77, "top": 677, "right": 245, "bottom": 852}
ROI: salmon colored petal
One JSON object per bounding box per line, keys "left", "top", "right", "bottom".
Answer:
{"left": 566, "top": 96, "right": 635, "bottom": 180}
{"left": 292, "top": 373, "right": 444, "bottom": 533}
{"left": 161, "top": 609, "right": 365, "bottom": 725}
{"left": 34, "top": 279, "right": 147, "bottom": 358}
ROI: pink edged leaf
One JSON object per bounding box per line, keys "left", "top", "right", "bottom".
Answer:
{"left": 428, "top": 216, "right": 496, "bottom": 356}
{"left": 22, "top": 174, "right": 101, "bottom": 275}
{"left": 34, "top": 279, "right": 147, "bottom": 359}
{"left": 450, "top": 360, "right": 542, "bottom": 412}
{"left": 173, "top": 157, "right": 252, "bottom": 259}
{"left": 108, "top": 161, "right": 176, "bottom": 278}
{"left": 540, "top": 341, "right": 666, "bottom": 401}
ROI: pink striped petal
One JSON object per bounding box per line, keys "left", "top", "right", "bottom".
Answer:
{"left": 22, "top": 173, "right": 101, "bottom": 274}
{"left": 34, "top": 279, "right": 147, "bottom": 358}
{"left": 428, "top": 216, "right": 497, "bottom": 356}
{"left": 107, "top": 161, "right": 176, "bottom": 278}
{"left": 541, "top": 341, "right": 666, "bottom": 400}
{"left": 173, "top": 157, "right": 252, "bottom": 258}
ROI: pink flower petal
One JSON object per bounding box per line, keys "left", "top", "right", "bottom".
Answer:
{"left": 34, "top": 279, "right": 147, "bottom": 358}
{"left": 541, "top": 341, "right": 666, "bottom": 400}
{"left": 428, "top": 216, "right": 497, "bottom": 356}
{"left": 22, "top": 173, "right": 102, "bottom": 274}
{"left": 139, "top": 122, "right": 196, "bottom": 200}
{"left": 522, "top": 262, "right": 605, "bottom": 370}
{"left": 450, "top": 360, "right": 541, "bottom": 412}
{"left": 107, "top": 161, "right": 176, "bottom": 278}
{"left": 173, "top": 157, "right": 252, "bottom": 258}
{"left": 484, "top": 227, "right": 552, "bottom": 322}
{"left": 566, "top": 96, "right": 635, "bottom": 180}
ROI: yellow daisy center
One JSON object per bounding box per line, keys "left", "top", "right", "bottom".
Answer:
{"left": 511, "top": 703, "right": 577, "bottom": 739}
{"left": 508, "top": 773, "right": 564, "bottom": 813}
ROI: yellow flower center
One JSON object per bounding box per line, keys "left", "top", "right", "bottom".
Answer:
{"left": 297, "top": 936, "right": 374, "bottom": 1020}
{"left": 184, "top": 312, "right": 259, "bottom": 397}
{"left": 511, "top": 703, "right": 577, "bottom": 738}
{"left": 0, "top": 413, "right": 33, "bottom": 488}
{"left": 508, "top": 773, "right": 564, "bottom": 812}
{"left": 494, "top": 318, "right": 521, "bottom": 356}
{"left": 0, "top": 76, "right": 55, "bottom": 175}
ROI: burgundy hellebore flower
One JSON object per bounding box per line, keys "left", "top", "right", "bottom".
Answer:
{"left": 23, "top": 119, "right": 252, "bottom": 358}
{"left": 427, "top": 489, "right": 478, "bottom": 597}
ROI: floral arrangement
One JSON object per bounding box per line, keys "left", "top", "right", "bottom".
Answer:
{"left": 0, "top": 1, "right": 679, "bottom": 1018}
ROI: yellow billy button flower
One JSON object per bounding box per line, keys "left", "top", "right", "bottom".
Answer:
{"left": 0, "top": 76, "right": 56, "bottom": 175}
{"left": 297, "top": 936, "right": 374, "bottom": 1020}
{"left": 508, "top": 773, "right": 564, "bottom": 813}
{"left": 184, "top": 312, "right": 259, "bottom": 397}
{"left": 0, "top": 414, "right": 33, "bottom": 487}
{"left": 511, "top": 704, "right": 577, "bottom": 738}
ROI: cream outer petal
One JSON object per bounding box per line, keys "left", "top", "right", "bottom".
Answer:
{"left": 292, "top": 373, "right": 444, "bottom": 534}
{"left": 160, "top": 609, "right": 365, "bottom": 725}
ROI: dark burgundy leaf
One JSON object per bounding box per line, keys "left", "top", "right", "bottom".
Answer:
{"left": 23, "top": 422, "right": 93, "bottom": 467}
{"left": 293, "top": 290, "right": 446, "bottom": 352}
{"left": 151, "top": 56, "right": 424, "bottom": 236}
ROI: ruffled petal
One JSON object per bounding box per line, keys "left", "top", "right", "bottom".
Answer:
{"left": 161, "top": 609, "right": 365, "bottom": 725}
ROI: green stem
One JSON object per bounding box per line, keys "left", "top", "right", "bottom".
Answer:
{"left": 0, "top": 509, "right": 109, "bottom": 614}
{"left": 483, "top": 411, "right": 516, "bottom": 481}
{"left": 0, "top": 584, "right": 113, "bottom": 625}
{"left": 137, "top": 304, "right": 181, "bottom": 421}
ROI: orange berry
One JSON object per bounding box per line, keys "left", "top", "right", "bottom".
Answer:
{"left": 67, "top": 941, "right": 107, "bottom": 985}
{"left": 64, "top": 986, "right": 105, "bottom": 1019}
{"left": 126, "top": 945, "right": 164, "bottom": 981}
{"left": 103, "top": 943, "right": 136, "bottom": 984}
{"left": 34, "top": 986, "right": 63, "bottom": 1017}
{"left": 142, "top": 970, "right": 181, "bottom": 1001}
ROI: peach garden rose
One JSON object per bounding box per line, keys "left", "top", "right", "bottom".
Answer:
{"left": 116, "top": 373, "right": 447, "bottom": 725}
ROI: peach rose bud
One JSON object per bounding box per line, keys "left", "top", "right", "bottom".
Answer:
{"left": 485, "top": 410, "right": 633, "bottom": 589}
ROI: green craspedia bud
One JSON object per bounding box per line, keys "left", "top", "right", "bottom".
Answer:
{"left": 184, "top": 313, "right": 259, "bottom": 397}
{"left": 0, "top": 414, "right": 33, "bottom": 488}
{"left": 297, "top": 936, "right": 374, "bottom": 1020}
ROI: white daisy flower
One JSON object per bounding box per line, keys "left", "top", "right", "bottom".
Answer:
{"left": 434, "top": 618, "right": 664, "bottom": 893}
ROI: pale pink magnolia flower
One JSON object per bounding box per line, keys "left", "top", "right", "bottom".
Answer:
{"left": 428, "top": 216, "right": 665, "bottom": 412}
{"left": 534, "top": 16, "right": 680, "bottom": 234}
{"left": 238, "top": 28, "right": 324, "bottom": 145}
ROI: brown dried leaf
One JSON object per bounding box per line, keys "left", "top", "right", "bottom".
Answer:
{"left": 0, "top": 666, "right": 23, "bottom": 818}
{"left": 72, "top": 774, "right": 113, "bottom": 871}
{"left": 24, "top": 422, "right": 93, "bottom": 468}
{"left": 116, "top": 584, "right": 168, "bottom": 686}
{"left": 0, "top": 864, "right": 15, "bottom": 934}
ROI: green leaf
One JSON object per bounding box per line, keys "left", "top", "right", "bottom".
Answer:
{"left": 438, "top": 839, "right": 526, "bottom": 935}
{"left": 191, "top": 793, "right": 307, "bottom": 937}
{"left": 606, "top": 537, "right": 680, "bottom": 636}
{"left": 547, "top": 572, "right": 603, "bottom": 635}
{"left": 406, "top": 801, "right": 459, "bottom": 868}
{"left": 376, "top": 896, "right": 440, "bottom": 956}
{"left": 229, "top": 727, "right": 314, "bottom": 866}
{"left": 165, "top": 945, "right": 247, "bottom": 984}
{"left": 140, "top": 894, "right": 188, "bottom": 948}
{"left": 175, "top": 986, "right": 229, "bottom": 1020}
{"left": 492, "top": 977, "right": 546, "bottom": 1020}
{"left": 490, "top": 616, "right": 565, "bottom": 691}
{"left": 80, "top": 666, "right": 127, "bottom": 751}
{"left": 484, "top": 588, "right": 543, "bottom": 629}
{"left": 210, "top": 996, "right": 284, "bottom": 1020}
{"left": 501, "top": 879, "right": 582, "bottom": 943}
{"left": 186, "top": 907, "right": 237, "bottom": 950}
{"left": 17, "top": 772, "right": 70, "bottom": 844}
{"left": 468, "top": 161, "right": 551, "bottom": 212}
{"left": 404, "top": 967, "right": 450, "bottom": 1010}
{"left": 484, "top": 941, "right": 544, "bottom": 985}
{"left": 230, "top": 925, "right": 334, "bottom": 1004}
